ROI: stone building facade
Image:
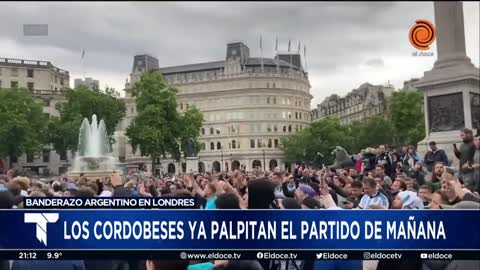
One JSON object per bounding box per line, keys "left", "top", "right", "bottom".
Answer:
{"left": 311, "top": 83, "right": 394, "bottom": 125}
{"left": 0, "top": 57, "right": 71, "bottom": 175}
{"left": 113, "top": 42, "right": 312, "bottom": 174}
{"left": 74, "top": 77, "right": 100, "bottom": 90}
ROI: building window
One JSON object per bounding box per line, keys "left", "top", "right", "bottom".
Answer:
{"left": 274, "top": 139, "right": 279, "bottom": 148}
{"left": 59, "top": 151, "right": 68, "bottom": 161}
{"left": 273, "top": 97, "right": 276, "bottom": 104}
{"left": 27, "top": 82, "right": 34, "bottom": 90}
{"left": 267, "top": 82, "right": 270, "bottom": 88}
{"left": 60, "top": 78, "right": 64, "bottom": 85}
{"left": 210, "top": 127, "right": 214, "bottom": 135}
{"left": 27, "top": 152, "right": 34, "bottom": 163}
{"left": 283, "top": 125, "right": 287, "bottom": 132}
{"left": 217, "top": 142, "right": 222, "bottom": 150}
{"left": 273, "top": 125, "right": 278, "bottom": 132}
{"left": 180, "top": 103, "right": 183, "bottom": 110}
{"left": 232, "top": 140, "right": 236, "bottom": 149}
{"left": 201, "top": 128, "right": 205, "bottom": 135}
{"left": 288, "top": 112, "right": 292, "bottom": 119}
{"left": 268, "top": 139, "right": 272, "bottom": 148}
{"left": 295, "top": 125, "right": 299, "bottom": 132}
{"left": 11, "top": 68, "right": 18, "bottom": 77}
{"left": 42, "top": 150, "right": 50, "bottom": 162}
{"left": 295, "top": 112, "right": 298, "bottom": 119}
{"left": 11, "top": 81, "right": 18, "bottom": 88}
{"left": 216, "top": 128, "right": 220, "bottom": 135}
{"left": 200, "top": 143, "right": 206, "bottom": 151}
{"left": 267, "top": 97, "right": 270, "bottom": 104}
{"left": 267, "top": 125, "right": 272, "bottom": 132}
{"left": 27, "top": 69, "right": 34, "bottom": 78}
{"left": 257, "top": 139, "right": 263, "bottom": 148}
{"left": 288, "top": 125, "right": 292, "bottom": 132}
{"left": 273, "top": 83, "right": 276, "bottom": 88}
{"left": 210, "top": 142, "right": 215, "bottom": 150}
{"left": 251, "top": 139, "right": 255, "bottom": 148}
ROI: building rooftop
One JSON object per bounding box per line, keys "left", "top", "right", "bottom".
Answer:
{"left": 0, "top": 57, "right": 69, "bottom": 76}
{"left": 318, "top": 82, "right": 388, "bottom": 107}
{"left": 157, "top": 61, "right": 225, "bottom": 74}
{"left": 156, "top": 56, "right": 301, "bottom": 75}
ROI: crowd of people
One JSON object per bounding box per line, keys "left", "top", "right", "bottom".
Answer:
{"left": 0, "top": 129, "right": 479, "bottom": 270}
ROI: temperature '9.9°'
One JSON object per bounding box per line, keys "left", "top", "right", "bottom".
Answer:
{"left": 47, "top": 252, "right": 63, "bottom": 259}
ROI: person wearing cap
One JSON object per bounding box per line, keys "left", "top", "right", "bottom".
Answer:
{"left": 392, "top": 190, "right": 424, "bottom": 209}
{"left": 424, "top": 141, "right": 449, "bottom": 172}
{"left": 294, "top": 183, "right": 316, "bottom": 204}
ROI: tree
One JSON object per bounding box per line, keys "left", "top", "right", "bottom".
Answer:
{"left": 387, "top": 91, "right": 425, "bottom": 146}
{"left": 179, "top": 106, "right": 204, "bottom": 159}
{"left": 0, "top": 88, "right": 48, "bottom": 167}
{"left": 281, "top": 91, "right": 426, "bottom": 166}
{"left": 348, "top": 116, "right": 395, "bottom": 153}
{"left": 48, "top": 85, "right": 126, "bottom": 156}
{"left": 281, "top": 117, "right": 352, "bottom": 167}
{"left": 126, "top": 72, "right": 203, "bottom": 172}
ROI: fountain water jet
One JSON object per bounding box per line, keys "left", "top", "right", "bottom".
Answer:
{"left": 68, "top": 114, "right": 120, "bottom": 179}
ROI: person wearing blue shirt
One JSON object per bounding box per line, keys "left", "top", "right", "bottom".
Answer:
{"left": 204, "top": 183, "right": 218, "bottom": 209}
{"left": 358, "top": 177, "right": 390, "bottom": 209}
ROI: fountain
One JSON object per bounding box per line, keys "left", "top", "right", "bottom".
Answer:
{"left": 68, "top": 114, "right": 120, "bottom": 179}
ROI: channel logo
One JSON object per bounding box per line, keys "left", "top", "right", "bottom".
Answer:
{"left": 24, "top": 213, "right": 59, "bottom": 246}
{"left": 409, "top": 19, "right": 437, "bottom": 50}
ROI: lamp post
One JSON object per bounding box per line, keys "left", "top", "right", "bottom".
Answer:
{"left": 221, "top": 145, "right": 224, "bottom": 172}
{"left": 262, "top": 149, "right": 266, "bottom": 172}
{"left": 198, "top": 155, "right": 201, "bottom": 173}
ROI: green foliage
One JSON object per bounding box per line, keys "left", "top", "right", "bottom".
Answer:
{"left": 281, "top": 90, "right": 425, "bottom": 165}
{"left": 48, "top": 85, "right": 126, "bottom": 155}
{"left": 179, "top": 106, "right": 204, "bottom": 159}
{"left": 281, "top": 117, "right": 351, "bottom": 166}
{"left": 348, "top": 116, "right": 395, "bottom": 153}
{"left": 126, "top": 72, "right": 203, "bottom": 166}
{"left": 387, "top": 91, "right": 425, "bottom": 146}
{"left": 0, "top": 88, "right": 48, "bottom": 164}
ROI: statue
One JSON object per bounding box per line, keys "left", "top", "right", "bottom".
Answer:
{"left": 330, "top": 146, "right": 355, "bottom": 169}
{"left": 186, "top": 138, "right": 197, "bottom": 157}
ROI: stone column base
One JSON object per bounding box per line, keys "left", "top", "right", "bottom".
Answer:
{"left": 417, "top": 130, "right": 464, "bottom": 168}
{"left": 186, "top": 157, "right": 199, "bottom": 173}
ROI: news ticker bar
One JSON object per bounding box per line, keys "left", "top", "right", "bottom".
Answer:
{"left": 3, "top": 250, "right": 480, "bottom": 260}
